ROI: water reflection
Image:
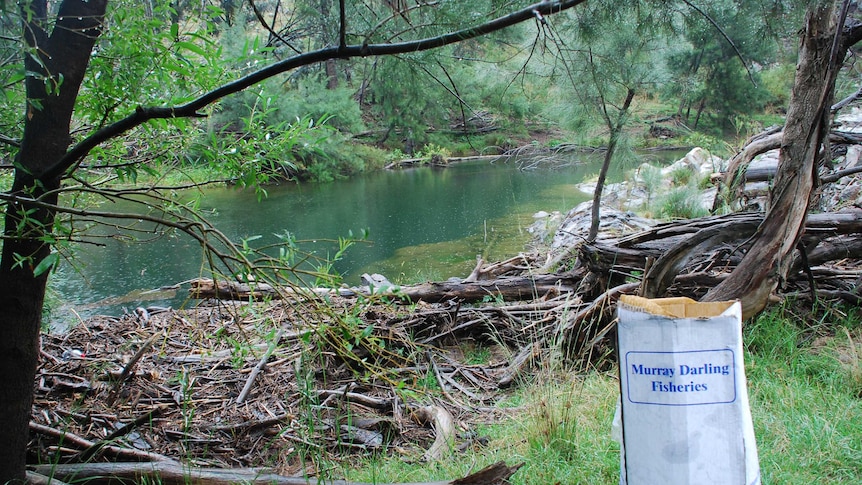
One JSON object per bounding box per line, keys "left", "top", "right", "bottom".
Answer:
{"left": 49, "top": 151, "right": 684, "bottom": 323}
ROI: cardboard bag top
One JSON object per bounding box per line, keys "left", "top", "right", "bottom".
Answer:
{"left": 618, "top": 295, "right": 737, "bottom": 319}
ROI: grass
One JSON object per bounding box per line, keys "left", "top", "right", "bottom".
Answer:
{"left": 345, "top": 371, "right": 620, "bottom": 485}
{"left": 745, "top": 303, "right": 862, "bottom": 483}
{"left": 343, "top": 302, "right": 862, "bottom": 484}
{"left": 656, "top": 184, "right": 710, "bottom": 220}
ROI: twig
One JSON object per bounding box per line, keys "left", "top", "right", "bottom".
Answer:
{"left": 425, "top": 351, "right": 465, "bottom": 408}
{"left": 108, "top": 332, "right": 161, "bottom": 405}
{"left": 75, "top": 405, "right": 167, "bottom": 463}
{"left": 315, "top": 390, "right": 394, "bottom": 409}
{"left": 29, "top": 421, "right": 174, "bottom": 462}
{"left": 236, "top": 328, "right": 283, "bottom": 404}
{"left": 497, "top": 341, "right": 542, "bottom": 389}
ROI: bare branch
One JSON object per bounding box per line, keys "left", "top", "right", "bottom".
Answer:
{"left": 248, "top": 0, "right": 300, "bottom": 54}
{"left": 831, "top": 83, "right": 862, "bottom": 112}
{"left": 0, "top": 133, "right": 20, "bottom": 148}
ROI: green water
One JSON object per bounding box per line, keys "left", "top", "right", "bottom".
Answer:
{"left": 48, "top": 152, "right": 683, "bottom": 320}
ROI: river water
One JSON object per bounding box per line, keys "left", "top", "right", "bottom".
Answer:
{"left": 48, "top": 151, "right": 683, "bottom": 325}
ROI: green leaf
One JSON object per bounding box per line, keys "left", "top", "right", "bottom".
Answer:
{"left": 176, "top": 41, "right": 208, "bottom": 58}
{"left": 33, "top": 252, "right": 59, "bottom": 277}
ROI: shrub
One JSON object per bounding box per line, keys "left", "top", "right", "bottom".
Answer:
{"left": 657, "top": 185, "right": 709, "bottom": 219}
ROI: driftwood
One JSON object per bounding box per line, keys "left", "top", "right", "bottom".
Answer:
{"left": 29, "top": 461, "right": 522, "bottom": 485}
{"left": 717, "top": 127, "right": 862, "bottom": 211}
{"left": 414, "top": 405, "right": 457, "bottom": 462}
{"left": 190, "top": 274, "right": 579, "bottom": 304}
{"left": 29, "top": 421, "right": 174, "bottom": 463}
{"left": 236, "top": 328, "right": 283, "bottom": 404}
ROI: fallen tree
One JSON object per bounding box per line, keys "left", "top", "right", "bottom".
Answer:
{"left": 189, "top": 273, "right": 580, "bottom": 304}
{"left": 28, "top": 461, "right": 522, "bottom": 485}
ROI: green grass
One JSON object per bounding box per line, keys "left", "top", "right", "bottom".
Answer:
{"left": 345, "top": 372, "right": 621, "bottom": 485}
{"left": 343, "top": 303, "right": 862, "bottom": 484}
{"left": 656, "top": 184, "right": 709, "bottom": 220}
{"left": 745, "top": 304, "right": 862, "bottom": 483}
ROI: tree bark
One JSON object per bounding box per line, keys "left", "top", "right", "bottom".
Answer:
{"left": 704, "top": 1, "right": 844, "bottom": 318}
{"left": 0, "top": 2, "right": 107, "bottom": 482}
{"left": 190, "top": 274, "right": 581, "bottom": 304}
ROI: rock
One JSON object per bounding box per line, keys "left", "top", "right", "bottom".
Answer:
{"left": 527, "top": 210, "right": 563, "bottom": 244}
{"left": 549, "top": 201, "right": 655, "bottom": 251}
{"left": 663, "top": 147, "right": 726, "bottom": 177}
{"left": 834, "top": 106, "right": 862, "bottom": 133}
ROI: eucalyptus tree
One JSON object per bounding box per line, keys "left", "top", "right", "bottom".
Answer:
{"left": 0, "top": 1, "right": 591, "bottom": 481}
{"left": 701, "top": 0, "right": 862, "bottom": 316}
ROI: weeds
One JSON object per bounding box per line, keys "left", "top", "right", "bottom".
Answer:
{"left": 657, "top": 184, "right": 709, "bottom": 219}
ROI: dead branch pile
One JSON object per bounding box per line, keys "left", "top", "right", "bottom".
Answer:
{"left": 31, "top": 292, "right": 559, "bottom": 482}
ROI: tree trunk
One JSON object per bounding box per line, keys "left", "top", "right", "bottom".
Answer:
{"left": 704, "top": 1, "right": 842, "bottom": 318}
{"left": 0, "top": 2, "right": 107, "bottom": 482}
{"left": 588, "top": 88, "right": 636, "bottom": 242}
{"left": 30, "top": 460, "right": 522, "bottom": 485}
{"left": 326, "top": 58, "right": 339, "bottom": 89}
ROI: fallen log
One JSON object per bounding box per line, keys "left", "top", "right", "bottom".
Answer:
{"left": 29, "top": 460, "right": 522, "bottom": 485}
{"left": 414, "top": 405, "right": 457, "bottom": 463}
{"left": 190, "top": 274, "right": 580, "bottom": 304}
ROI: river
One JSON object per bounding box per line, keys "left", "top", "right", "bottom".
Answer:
{"left": 48, "top": 151, "right": 684, "bottom": 326}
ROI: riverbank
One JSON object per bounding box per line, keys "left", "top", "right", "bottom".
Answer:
{"left": 32, "top": 276, "right": 862, "bottom": 484}
{"left": 32, "top": 136, "right": 862, "bottom": 483}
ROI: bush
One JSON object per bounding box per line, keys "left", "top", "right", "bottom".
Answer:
{"left": 657, "top": 185, "right": 709, "bottom": 219}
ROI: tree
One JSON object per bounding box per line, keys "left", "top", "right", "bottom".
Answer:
{"left": 665, "top": 0, "right": 782, "bottom": 130}
{"left": 703, "top": 0, "right": 860, "bottom": 316}
{"left": 540, "top": 1, "right": 667, "bottom": 241}
{"left": 638, "top": 0, "right": 862, "bottom": 319}
{"left": 0, "top": 1, "right": 590, "bottom": 481}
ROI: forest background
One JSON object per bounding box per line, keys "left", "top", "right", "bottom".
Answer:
{"left": 2, "top": 1, "right": 861, "bottom": 484}
{"left": 1, "top": 0, "right": 798, "bottom": 189}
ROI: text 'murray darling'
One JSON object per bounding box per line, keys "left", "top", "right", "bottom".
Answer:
{"left": 631, "top": 363, "right": 731, "bottom": 393}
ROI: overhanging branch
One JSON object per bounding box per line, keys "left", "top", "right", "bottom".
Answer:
{"left": 38, "top": 0, "right": 588, "bottom": 183}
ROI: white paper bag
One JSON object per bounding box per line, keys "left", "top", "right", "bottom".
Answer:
{"left": 616, "top": 295, "right": 760, "bottom": 485}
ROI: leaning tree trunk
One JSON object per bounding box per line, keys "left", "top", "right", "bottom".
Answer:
{"left": 703, "top": 1, "right": 844, "bottom": 318}
{"left": 0, "top": 2, "right": 107, "bottom": 482}
{"left": 588, "top": 88, "right": 636, "bottom": 242}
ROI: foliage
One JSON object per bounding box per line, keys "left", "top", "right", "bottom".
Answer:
{"left": 657, "top": 183, "right": 709, "bottom": 219}
{"left": 637, "top": 163, "right": 664, "bottom": 204}
{"left": 759, "top": 62, "right": 797, "bottom": 111}
{"left": 745, "top": 303, "right": 862, "bottom": 482}
{"left": 663, "top": 0, "right": 793, "bottom": 132}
